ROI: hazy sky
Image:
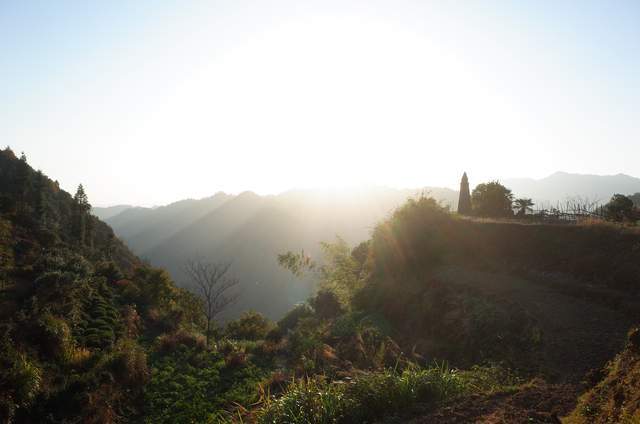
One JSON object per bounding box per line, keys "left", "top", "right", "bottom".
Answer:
{"left": 2, "top": 1, "right": 639, "bottom": 206}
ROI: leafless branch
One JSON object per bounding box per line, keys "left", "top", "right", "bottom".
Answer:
{"left": 184, "top": 258, "right": 240, "bottom": 345}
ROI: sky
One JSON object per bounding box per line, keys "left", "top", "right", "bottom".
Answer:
{"left": 1, "top": 1, "right": 639, "bottom": 207}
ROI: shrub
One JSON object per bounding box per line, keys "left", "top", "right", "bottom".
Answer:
{"left": 278, "top": 303, "right": 314, "bottom": 333}
{"left": 604, "top": 194, "right": 637, "bottom": 222}
{"left": 156, "top": 330, "right": 206, "bottom": 355}
{"left": 225, "top": 311, "right": 274, "bottom": 341}
{"left": 310, "top": 289, "right": 344, "bottom": 320}
{"left": 107, "top": 339, "right": 150, "bottom": 387}
{"left": 34, "top": 312, "right": 75, "bottom": 361}
{"left": 255, "top": 363, "right": 466, "bottom": 423}
{"left": 370, "top": 196, "right": 451, "bottom": 277}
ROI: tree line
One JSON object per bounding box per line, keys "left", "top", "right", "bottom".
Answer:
{"left": 459, "top": 176, "right": 639, "bottom": 223}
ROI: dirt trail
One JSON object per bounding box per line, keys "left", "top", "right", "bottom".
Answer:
{"left": 406, "top": 266, "right": 637, "bottom": 423}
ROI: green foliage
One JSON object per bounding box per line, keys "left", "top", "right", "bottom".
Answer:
{"left": 145, "top": 346, "right": 267, "bottom": 423}
{"left": 0, "top": 149, "right": 206, "bottom": 423}
{"left": 255, "top": 364, "right": 466, "bottom": 423}
{"left": 0, "top": 218, "right": 14, "bottom": 283}
{"left": 279, "top": 237, "right": 365, "bottom": 303}
{"left": 329, "top": 311, "right": 391, "bottom": 340}
{"left": 310, "top": 288, "right": 345, "bottom": 320}
{"left": 94, "top": 260, "right": 124, "bottom": 283}
{"left": 471, "top": 181, "right": 514, "bottom": 217}
{"left": 278, "top": 249, "right": 316, "bottom": 277}
{"left": 604, "top": 194, "right": 637, "bottom": 222}
{"left": 79, "top": 286, "right": 121, "bottom": 349}
{"left": 225, "top": 311, "right": 274, "bottom": 341}
{"left": 126, "top": 266, "right": 176, "bottom": 313}
{"left": 256, "top": 376, "right": 346, "bottom": 424}
{"left": 34, "top": 312, "right": 76, "bottom": 361}
{"left": 317, "top": 238, "right": 364, "bottom": 299}
{"left": 513, "top": 198, "right": 534, "bottom": 217}
{"left": 370, "top": 196, "right": 450, "bottom": 277}
{"left": 287, "top": 317, "right": 327, "bottom": 367}
{"left": 278, "top": 303, "right": 315, "bottom": 333}
{"left": 0, "top": 329, "right": 43, "bottom": 422}
{"left": 73, "top": 184, "right": 92, "bottom": 247}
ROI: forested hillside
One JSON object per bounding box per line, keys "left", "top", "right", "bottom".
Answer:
{"left": 0, "top": 148, "right": 205, "bottom": 422}
{"left": 107, "top": 187, "right": 459, "bottom": 319}
{"left": 2, "top": 147, "right": 639, "bottom": 423}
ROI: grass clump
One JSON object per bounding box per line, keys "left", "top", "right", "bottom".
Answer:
{"left": 255, "top": 363, "right": 466, "bottom": 423}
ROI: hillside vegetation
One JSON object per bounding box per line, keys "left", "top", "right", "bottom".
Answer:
{"left": 0, "top": 149, "right": 260, "bottom": 422}
{"left": 2, "top": 148, "right": 639, "bottom": 423}
{"left": 108, "top": 187, "right": 458, "bottom": 319}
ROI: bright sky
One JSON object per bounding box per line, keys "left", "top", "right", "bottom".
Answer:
{"left": 2, "top": 1, "right": 639, "bottom": 206}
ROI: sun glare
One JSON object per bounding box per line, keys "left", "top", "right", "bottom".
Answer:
{"left": 129, "top": 14, "right": 523, "bottom": 200}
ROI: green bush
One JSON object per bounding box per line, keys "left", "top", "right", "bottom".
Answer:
{"left": 145, "top": 346, "right": 268, "bottom": 424}
{"left": 310, "top": 289, "right": 344, "bottom": 320}
{"left": 278, "top": 303, "right": 314, "bottom": 333}
{"left": 225, "top": 311, "right": 274, "bottom": 341}
{"left": 370, "top": 196, "right": 451, "bottom": 278}
{"left": 34, "top": 312, "right": 75, "bottom": 361}
{"left": 256, "top": 363, "right": 466, "bottom": 424}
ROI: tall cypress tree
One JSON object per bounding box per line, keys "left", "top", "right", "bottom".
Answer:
{"left": 457, "top": 172, "right": 472, "bottom": 215}
{"left": 73, "top": 184, "right": 91, "bottom": 246}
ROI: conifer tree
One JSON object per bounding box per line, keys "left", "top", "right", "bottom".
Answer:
{"left": 14, "top": 152, "right": 32, "bottom": 219}
{"left": 457, "top": 172, "right": 472, "bottom": 215}
{"left": 73, "top": 184, "right": 92, "bottom": 246}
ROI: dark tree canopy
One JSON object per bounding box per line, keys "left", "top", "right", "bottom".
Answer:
{"left": 514, "top": 198, "right": 534, "bottom": 217}
{"left": 604, "top": 194, "right": 637, "bottom": 222}
{"left": 73, "top": 184, "right": 92, "bottom": 246}
{"left": 471, "top": 181, "right": 514, "bottom": 218}
{"left": 73, "top": 184, "right": 91, "bottom": 213}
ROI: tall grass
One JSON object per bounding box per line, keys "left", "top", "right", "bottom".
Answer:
{"left": 255, "top": 362, "right": 465, "bottom": 423}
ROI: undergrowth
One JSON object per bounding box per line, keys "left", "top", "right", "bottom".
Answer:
{"left": 251, "top": 362, "right": 515, "bottom": 424}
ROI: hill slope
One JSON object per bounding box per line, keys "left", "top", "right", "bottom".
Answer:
{"left": 0, "top": 148, "right": 204, "bottom": 422}
{"left": 111, "top": 187, "right": 459, "bottom": 318}
{"left": 242, "top": 197, "right": 640, "bottom": 422}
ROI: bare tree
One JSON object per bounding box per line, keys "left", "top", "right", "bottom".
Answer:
{"left": 184, "top": 259, "right": 240, "bottom": 345}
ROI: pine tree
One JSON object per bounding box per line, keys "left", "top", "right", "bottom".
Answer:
{"left": 14, "top": 152, "right": 32, "bottom": 219}
{"left": 457, "top": 172, "right": 472, "bottom": 215}
{"left": 73, "top": 184, "right": 92, "bottom": 246}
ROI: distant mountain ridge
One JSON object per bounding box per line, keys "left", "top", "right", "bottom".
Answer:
{"left": 105, "top": 186, "right": 458, "bottom": 318}
{"left": 92, "top": 204, "right": 133, "bottom": 220}
{"left": 104, "top": 193, "right": 233, "bottom": 253}
{"left": 503, "top": 171, "right": 640, "bottom": 206}
{"left": 101, "top": 172, "right": 640, "bottom": 318}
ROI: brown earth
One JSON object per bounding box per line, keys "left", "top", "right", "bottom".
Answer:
{"left": 410, "top": 380, "right": 578, "bottom": 424}
{"left": 405, "top": 266, "right": 637, "bottom": 423}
